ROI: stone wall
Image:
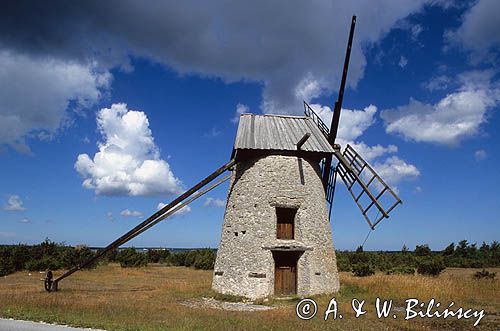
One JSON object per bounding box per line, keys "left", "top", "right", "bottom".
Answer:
{"left": 212, "top": 154, "right": 339, "bottom": 299}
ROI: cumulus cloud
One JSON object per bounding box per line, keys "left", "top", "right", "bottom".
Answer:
{"left": 157, "top": 202, "right": 191, "bottom": 217}
{"left": 75, "top": 103, "right": 183, "bottom": 196}
{"left": 311, "top": 104, "right": 377, "bottom": 142}
{"left": 373, "top": 156, "right": 420, "bottom": 186}
{"left": 310, "top": 103, "right": 418, "bottom": 186}
{"left": 445, "top": 0, "right": 500, "bottom": 62}
{"left": 3, "top": 195, "right": 26, "bottom": 211}
{"left": 381, "top": 72, "right": 500, "bottom": 146}
{"left": 120, "top": 209, "right": 143, "bottom": 218}
{"left": 475, "top": 149, "right": 487, "bottom": 161}
{"left": 204, "top": 197, "right": 226, "bottom": 208}
{"left": 0, "top": 49, "right": 111, "bottom": 152}
{"left": 0, "top": 1, "right": 429, "bottom": 118}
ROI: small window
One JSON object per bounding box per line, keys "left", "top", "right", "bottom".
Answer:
{"left": 276, "top": 207, "right": 297, "bottom": 239}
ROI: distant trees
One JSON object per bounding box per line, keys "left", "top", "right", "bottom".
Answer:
{"left": 0, "top": 239, "right": 96, "bottom": 276}
{"left": 335, "top": 240, "right": 500, "bottom": 277}
{"left": 1, "top": 239, "right": 498, "bottom": 277}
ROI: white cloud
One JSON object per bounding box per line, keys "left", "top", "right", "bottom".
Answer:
{"left": 232, "top": 103, "right": 249, "bottom": 123}
{"left": 398, "top": 56, "right": 408, "bottom": 68}
{"left": 204, "top": 197, "right": 226, "bottom": 208}
{"left": 445, "top": 0, "right": 500, "bottom": 62}
{"left": 157, "top": 202, "right": 191, "bottom": 216}
{"left": 106, "top": 212, "right": 114, "bottom": 221}
{"left": 475, "top": 149, "right": 487, "bottom": 161}
{"left": 120, "top": 209, "right": 143, "bottom": 218}
{"left": 381, "top": 83, "right": 499, "bottom": 146}
{"left": 310, "top": 103, "right": 418, "bottom": 186}
{"left": 0, "top": 50, "right": 111, "bottom": 153}
{"left": 311, "top": 104, "right": 377, "bottom": 142}
{"left": 3, "top": 195, "right": 26, "bottom": 211}
{"left": 347, "top": 142, "right": 398, "bottom": 162}
{"left": 422, "top": 75, "right": 451, "bottom": 91}
{"left": 373, "top": 156, "right": 420, "bottom": 186}
{"left": 19, "top": 218, "right": 30, "bottom": 223}
{"left": 75, "top": 103, "right": 183, "bottom": 196}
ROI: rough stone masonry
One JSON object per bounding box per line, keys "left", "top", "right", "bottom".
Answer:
{"left": 212, "top": 154, "right": 339, "bottom": 299}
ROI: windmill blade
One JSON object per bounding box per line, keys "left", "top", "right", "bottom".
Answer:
{"left": 334, "top": 144, "right": 402, "bottom": 229}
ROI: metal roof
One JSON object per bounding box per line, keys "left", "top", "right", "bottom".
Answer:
{"left": 233, "top": 113, "right": 334, "bottom": 154}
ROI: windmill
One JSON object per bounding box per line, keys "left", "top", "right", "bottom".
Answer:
{"left": 44, "top": 16, "right": 401, "bottom": 297}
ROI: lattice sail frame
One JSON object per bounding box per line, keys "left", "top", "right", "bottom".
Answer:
{"left": 304, "top": 101, "right": 402, "bottom": 229}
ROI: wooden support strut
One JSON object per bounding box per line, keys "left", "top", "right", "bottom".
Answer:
{"left": 46, "top": 159, "right": 236, "bottom": 292}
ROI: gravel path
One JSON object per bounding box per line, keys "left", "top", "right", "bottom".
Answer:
{"left": 0, "top": 318, "right": 105, "bottom": 331}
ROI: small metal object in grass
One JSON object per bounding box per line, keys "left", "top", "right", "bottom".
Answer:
{"left": 44, "top": 270, "right": 53, "bottom": 292}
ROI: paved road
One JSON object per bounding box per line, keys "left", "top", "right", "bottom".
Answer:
{"left": 0, "top": 319, "right": 105, "bottom": 331}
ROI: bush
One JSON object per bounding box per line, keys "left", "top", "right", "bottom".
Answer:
{"left": 147, "top": 249, "right": 170, "bottom": 263}
{"left": 352, "top": 263, "right": 375, "bottom": 277}
{"left": 25, "top": 256, "right": 61, "bottom": 271}
{"left": 386, "top": 266, "right": 415, "bottom": 275}
{"left": 60, "top": 246, "right": 96, "bottom": 269}
{"left": 0, "top": 253, "right": 15, "bottom": 276}
{"left": 414, "top": 244, "right": 432, "bottom": 257}
{"left": 192, "top": 249, "right": 216, "bottom": 270}
{"left": 336, "top": 253, "right": 352, "bottom": 272}
{"left": 117, "top": 248, "right": 148, "bottom": 268}
{"left": 417, "top": 258, "right": 445, "bottom": 276}
{"left": 474, "top": 269, "right": 496, "bottom": 280}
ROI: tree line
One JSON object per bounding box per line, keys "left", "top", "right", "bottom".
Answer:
{"left": 0, "top": 239, "right": 498, "bottom": 277}
{"left": 0, "top": 239, "right": 216, "bottom": 276}
{"left": 336, "top": 240, "right": 499, "bottom": 276}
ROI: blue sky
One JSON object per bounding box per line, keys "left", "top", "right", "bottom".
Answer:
{"left": 1, "top": 0, "right": 499, "bottom": 250}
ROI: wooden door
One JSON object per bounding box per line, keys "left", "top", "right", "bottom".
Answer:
{"left": 274, "top": 265, "right": 297, "bottom": 295}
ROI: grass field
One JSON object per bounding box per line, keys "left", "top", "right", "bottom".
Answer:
{"left": 0, "top": 264, "right": 498, "bottom": 330}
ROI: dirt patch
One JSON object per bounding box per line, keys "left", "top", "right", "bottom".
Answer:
{"left": 180, "top": 297, "right": 277, "bottom": 312}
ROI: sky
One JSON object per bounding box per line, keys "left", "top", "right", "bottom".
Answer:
{"left": 0, "top": 0, "right": 499, "bottom": 251}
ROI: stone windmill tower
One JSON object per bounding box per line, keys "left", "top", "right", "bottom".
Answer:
{"left": 212, "top": 114, "right": 340, "bottom": 298}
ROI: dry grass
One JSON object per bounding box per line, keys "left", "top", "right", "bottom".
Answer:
{"left": 0, "top": 265, "right": 498, "bottom": 330}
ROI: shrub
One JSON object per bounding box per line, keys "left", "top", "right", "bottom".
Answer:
{"left": 61, "top": 246, "right": 96, "bottom": 269}
{"left": 417, "top": 258, "right": 445, "bottom": 276}
{"left": 474, "top": 269, "right": 496, "bottom": 280}
{"left": 0, "top": 253, "right": 15, "bottom": 276}
{"left": 414, "top": 244, "right": 432, "bottom": 257}
{"left": 167, "top": 251, "right": 189, "bottom": 266}
{"left": 386, "top": 266, "right": 415, "bottom": 275}
{"left": 352, "top": 263, "right": 375, "bottom": 277}
{"left": 336, "top": 253, "right": 352, "bottom": 272}
{"left": 192, "top": 249, "right": 216, "bottom": 270}
{"left": 117, "top": 248, "right": 148, "bottom": 268}
{"left": 147, "top": 249, "right": 170, "bottom": 263}
{"left": 25, "top": 256, "right": 61, "bottom": 271}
